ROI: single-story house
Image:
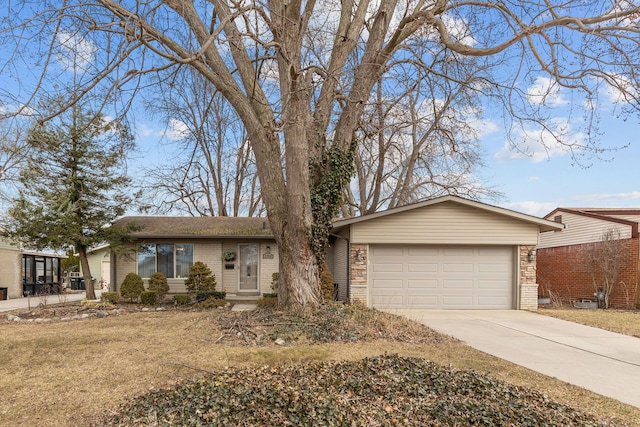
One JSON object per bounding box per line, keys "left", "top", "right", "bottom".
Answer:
{"left": 328, "top": 195, "right": 561, "bottom": 310}
{"left": 108, "top": 196, "right": 560, "bottom": 310}
{"left": 0, "top": 237, "right": 64, "bottom": 299}
{"left": 110, "top": 216, "right": 278, "bottom": 296}
{"left": 537, "top": 208, "right": 640, "bottom": 309}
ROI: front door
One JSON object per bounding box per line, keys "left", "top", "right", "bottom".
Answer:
{"left": 238, "top": 244, "right": 259, "bottom": 292}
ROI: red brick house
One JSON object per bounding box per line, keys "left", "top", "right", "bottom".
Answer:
{"left": 537, "top": 208, "right": 640, "bottom": 309}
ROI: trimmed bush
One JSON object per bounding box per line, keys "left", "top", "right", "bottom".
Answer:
{"left": 120, "top": 273, "right": 145, "bottom": 302}
{"left": 184, "top": 261, "right": 217, "bottom": 294}
{"left": 194, "top": 297, "right": 226, "bottom": 309}
{"left": 174, "top": 294, "right": 192, "bottom": 306}
{"left": 140, "top": 290, "right": 158, "bottom": 306}
{"left": 195, "top": 290, "right": 226, "bottom": 302}
{"left": 101, "top": 292, "right": 120, "bottom": 305}
{"left": 147, "top": 272, "right": 169, "bottom": 300}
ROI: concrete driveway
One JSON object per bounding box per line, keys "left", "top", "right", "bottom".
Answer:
{"left": 386, "top": 309, "right": 640, "bottom": 408}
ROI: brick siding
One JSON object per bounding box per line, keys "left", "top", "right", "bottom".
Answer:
{"left": 537, "top": 238, "right": 639, "bottom": 309}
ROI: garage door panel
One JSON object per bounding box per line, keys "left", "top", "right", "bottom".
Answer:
{"left": 443, "top": 247, "right": 474, "bottom": 256}
{"left": 408, "top": 263, "right": 438, "bottom": 273}
{"left": 372, "top": 262, "right": 404, "bottom": 273}
{"left": 407, "top": 247, "right": 439, "bottom": 256}
{"left": 408, "top": 279, "right": 438, "bottom": 289}
{"left": 478, "top": 279, "right": 510, "bottom": 289}
{"left": 443, "top": 263, "right": 474, "bottom": 273}
{"left": 372, "top": 278, "right": 403, "bottom": 289}
{"left": 370, "top": 245, "right": 513, "bottom": 310}
{"left": 407, "top": 296, "right": 439, "bottom": 308}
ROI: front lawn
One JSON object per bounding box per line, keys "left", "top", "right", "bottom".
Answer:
{"left": 2, "top": 303, "right": 639, "bottom": 426}
{"left": 539, "top": 308, "right": 640, "bottom": 338}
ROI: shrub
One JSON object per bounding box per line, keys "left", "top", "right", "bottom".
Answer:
{"left": 147, "top": 272, "right": 169, "bottom": 300}
{"left": 184, "top": 261, "right": 217, "bottom": 294}
{"left": 194, "top": 297, "right": 227, "bottom": 309}
{"left": 174, "top": 294, "right": 192, "bottom": 306}
{"left": 140, "top": 290, "right": 158, "bottom": 306}
{"left": 195, "top": 290, "right": 226, "bottom": 302}
{"left": 120, "top": 273, "right": 145, "bottom": 302}
{"left": 257, "top": 296, "right": 278, "bottom": 310}
{"left": 101, "top": 292, "right": 120, "bottom": 305}
{"left": 320, "top": 264, "right": 335, "bottom": 301}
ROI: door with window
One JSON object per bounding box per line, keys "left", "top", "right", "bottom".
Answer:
{"left": 238, "top": 244, "right": 259, "bottom": 292}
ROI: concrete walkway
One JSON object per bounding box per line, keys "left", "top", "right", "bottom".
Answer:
{"left": 0, "top": 290, "right": 102, "bottom": 312}
{"left": 387, "top": 309, "right": 640, "bottom": 408}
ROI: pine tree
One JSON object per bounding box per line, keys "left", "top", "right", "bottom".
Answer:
{"left": 2, "top": 98, "right": 135, "bottom": 299}
{"left": 184, "top": 261, "right": 217, "bottom": 294}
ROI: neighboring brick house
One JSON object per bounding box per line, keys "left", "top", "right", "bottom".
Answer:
{"left": 537, "top": 208, "right": 640, "bottom": 309}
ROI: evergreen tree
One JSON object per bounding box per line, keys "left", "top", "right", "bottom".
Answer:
{"left": 184, "top": 261, "right": 217, "bottom": 294}
{"left": 2, "top": 98, "right": 135, "bottom": 299}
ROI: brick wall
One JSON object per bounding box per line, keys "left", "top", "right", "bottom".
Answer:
{"left": 537, "top": 238, "right": 639, "bottom": 309}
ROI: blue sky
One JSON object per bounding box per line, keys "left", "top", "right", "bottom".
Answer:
{"left": 479, "top": 95, "right": 639, "bottom": 218}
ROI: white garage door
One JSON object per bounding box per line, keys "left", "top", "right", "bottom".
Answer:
{"left": 370, "top": 245, "right": 514, "bottom": 309}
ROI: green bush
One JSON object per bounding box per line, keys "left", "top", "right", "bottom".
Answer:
{"left": 262, "top": 292, "right": 277, "bottom": 298}
{"left": 120, "top": 273, "right": 145, "bottom": 302}
{"left": 147, "top": 272, "right": 169, "bottom": 300}
{"left": 174, "top": 294, "right": 192, "bottom": 306}
{"left": 195, "top": 290, "right": 226, "bottom": 302}
{"left": 184, "top": 261, "right": 217, "bottom": 294}
{"left": 257, "top": 296, "right": 278, "bottom": 310}
{"left": 140, "top": 290, "right": 158, "bottom": 306}
{"left": 100, "top": 292, "right": 120, "bottom": 305}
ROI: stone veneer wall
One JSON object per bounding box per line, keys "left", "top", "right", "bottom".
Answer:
{"left": 519, "top": 245, "right": 538, "bottom": 310}
{"left": 349, "top": 244, "right": 368, "bottom": 305}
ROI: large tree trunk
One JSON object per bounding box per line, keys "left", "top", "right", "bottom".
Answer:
{"left": 78, "top": 247, "right": 96, "bottom": 300}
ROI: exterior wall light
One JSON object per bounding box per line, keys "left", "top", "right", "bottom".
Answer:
{"left": 528, "top": 250, "right": 535, "bottom": 262}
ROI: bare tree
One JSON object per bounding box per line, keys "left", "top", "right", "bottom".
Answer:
{"left": 0, "top": 119, "right": 31, "bottom": 205}
{"left": 1, "top": 1, "right": 639, "bottom": 310}
{"left": 582, "top": 228, "right": 628, "bottom": 309}
{"left": 141, "top": 68, "right": 263, "bottom": 217}
{"left": 345, "top": 47, "right": 500, "bottom": 216}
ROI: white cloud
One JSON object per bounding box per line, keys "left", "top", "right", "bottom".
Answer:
{"left": 163, "top": 119, "right": 191, "bottom": 140}
{"left": 602, "top": 74, "right": 638, "bottom": 105}
{"left": 526, "top": 77, "right": 569, "bottom": 107}
{"left": 493, "top": 117, "right": 586, "bottom": 163}
{"left": 55, "top": 31, "right": 97, "bottom": 72}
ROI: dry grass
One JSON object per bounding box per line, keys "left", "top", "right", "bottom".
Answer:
{"left": 1, "top": 308, "right": 639, "bottom": 426}
{"left": 539, "top": 308, "right": 640, "bottom": 338}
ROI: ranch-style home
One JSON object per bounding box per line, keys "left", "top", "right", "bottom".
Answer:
{"left": 536, "top": 208, "right": 640, "bottom": 309}
{"left": 108, "top": 196, "right": 561, "bottom": 310}
{"left": 110, "top": 216, "right": 279, "bottom": 296}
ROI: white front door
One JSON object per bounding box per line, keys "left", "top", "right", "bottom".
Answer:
{"left": 101, "top": 261, "right": 111, "bottom": 290}
{"left": 238, "top": 244, "right": 259, "bottom": 292}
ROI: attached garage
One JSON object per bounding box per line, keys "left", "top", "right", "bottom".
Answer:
{"left": 329, "top": 195, "right": 562, "bottom": 310}
{"left": 370, "top": 245, "right": 514, "bottom": 309}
